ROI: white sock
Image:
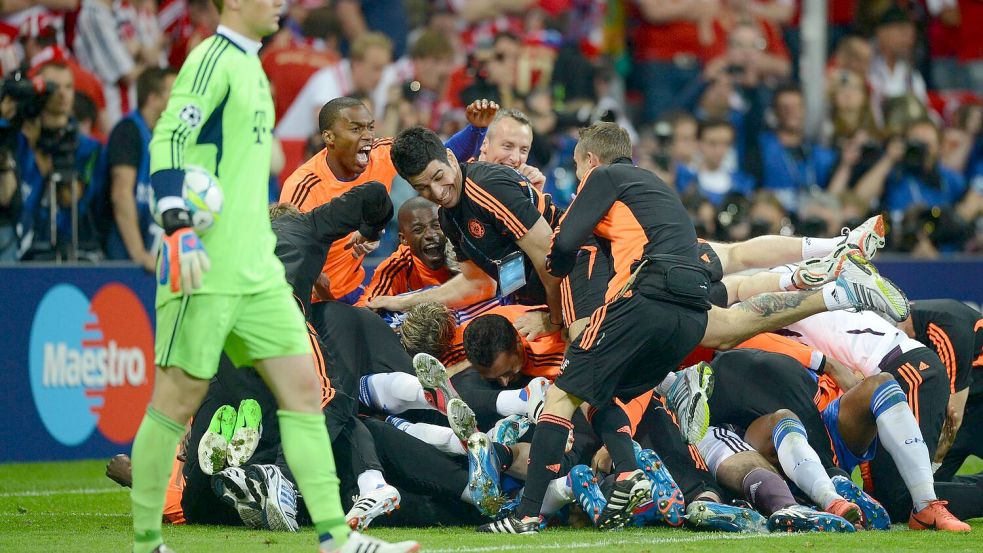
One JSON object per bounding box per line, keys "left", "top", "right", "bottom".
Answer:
{"left": 779, "top": 272, "right": 798, "bottom": 291}
{"left": 802, "top": 237, "right": 841, "bottom": 259}
{"left": 399, "top": 421, "right": 466, "bottom": 456}
{"left": 540, "top": 476, "right": 574, "bottom": 515}
{"left": 772, "top": 417, "right": 841, "bottom": 509}
{"left": 360, "top": 373, "right": 430, "bottom": 413}
{"left": 495, "top": 389, "right": 528, "bottom": 417}
{"left": 870, "top": 380, "right": 937, "bottom": 510}
{"left": 356, "top": 469, "right": 386, "bottom": 495}
{"left": 822, "top": 282, "right": 853, "bottom": 311}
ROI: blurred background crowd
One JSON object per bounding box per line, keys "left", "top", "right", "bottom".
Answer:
{"left": 0, "top": 0, "right": 980, "bottom": 267}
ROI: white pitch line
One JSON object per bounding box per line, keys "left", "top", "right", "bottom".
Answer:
{"left": 0, "top": 487, "right": 127, "bottom": 498}
{"left": 0, "top": 511, "right": 128, "bottom": 518}
{"left": 425, "top": 531, "right": 794, "bottom": 553}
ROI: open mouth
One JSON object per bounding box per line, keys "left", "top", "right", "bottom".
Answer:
{"left": 355, "top": 145, "right": 371, "bottom": 166}
{"left": 422, "top": 243, "right": 443, "bottom": 258}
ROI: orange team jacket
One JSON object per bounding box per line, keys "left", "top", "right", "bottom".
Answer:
{"left": 279, "top": 139, "right": 397, "bottom": 301}
{"left": 737, "top": 333, "right": 843, "bottom": 412}
{"left": 356, "top": 244, "right": 454, "bottom": 307}
{"left": 163, "top": 451, "right": 186, "bottom": 524}
{"left": 441, "top": 304, "right": 566, "bottom": 379}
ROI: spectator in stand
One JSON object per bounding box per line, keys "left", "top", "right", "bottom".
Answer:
{"left": 19, "top": 12, "right": 107, "bottom": 135}
{"left": 855, "top": 119, "right": 967, "bottom": 216}
{"left": 20, "top": 62, "right": 102, "bottom": 260}
{"left": 748, "top": 189, "right": 789, "bottom": 236}
{"left": 709, "top": 2, "right": 792, "bottom": 86}
{"left": 868, "top": 4, "right": 928, "bottom": 125}
{"left": 830, "top": 33, "right": 875, "bottom": 81}
{"left": 443, "top": 0, "right": 529, "bottom": 52}
{"left": 126, "top": 0, "right": 166, "bottom": 69}
{"left": 925, "top": 0, "right": 963, "bottom": 90}
{"left": 104, "top": 67, "right": 177, "bottom": 271}
{"left": 958, "top": 0, "right": 983, "bottom": 92}
{"left": 631, "top": 0, "right": 721, "bottom": 123}
{"left": 678, "top": 21, "right": 776, "bottom": 173}
{"left": 336, "top": 0, "right": 408, "bottom": 59}
{"left": 826, "top": 69, "right": 880, "bottom": 149}
{"left": 163, "top": 0, "right": 219, "bottom": 68}
{"left": 756, "top": 83, "right": 837, "bottom": 212}
{"left": 460, "top": 32, "right": 523, "bottom": 108}
{"left": 275, "top": 32, "right": 393, "bottom": 140}
{"left": 262, "top": 7, "right": 341, "bottom": 123}
{"left": 74, "top": 0, "right": 144, "bottom": 126}
{"left": 391, "top": 30, "right": 456, "bottom": 131}
{"left": 640, "top": 110, "right": 699, "bottom": 189}
{"left": 678, "top": 119, "right": 755, "bottom": 206}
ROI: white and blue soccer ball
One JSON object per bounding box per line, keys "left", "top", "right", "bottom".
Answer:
{"left": 150, "top": 165, "right": 223, "bottom": 233}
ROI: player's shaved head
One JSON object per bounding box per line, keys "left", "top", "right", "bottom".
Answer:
{"left": 398, "top": 196, "right": 438, "bottom": 226}
{"left": 487, "top": 108, "right": 532, "bottom": 140}
{"left": 319, "top": 96, "right": 369, "bottom": 133}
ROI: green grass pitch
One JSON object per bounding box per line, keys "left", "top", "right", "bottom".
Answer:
{"left": 1, "top": 457, "right": 981, "bottom": 552}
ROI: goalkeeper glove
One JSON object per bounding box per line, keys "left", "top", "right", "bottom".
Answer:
{"left": 159, "top": 209, "right": 210, "bottom": 294}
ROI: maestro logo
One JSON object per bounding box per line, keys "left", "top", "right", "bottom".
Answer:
{"left": 29, "top": 283, "right": 154, "bottom": 446}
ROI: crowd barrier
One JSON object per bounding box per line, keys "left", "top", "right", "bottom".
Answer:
{"left": 1, "top": 258, "right": 980, "bottom": 462}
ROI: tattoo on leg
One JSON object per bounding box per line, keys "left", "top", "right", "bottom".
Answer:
{"left": 737, "top": 291, "right": 818, "bottom": 317}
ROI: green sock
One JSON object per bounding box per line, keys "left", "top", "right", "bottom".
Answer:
{"left": 277, "top": 410, "right": 350, "bottom": 548}
{"left": 131, "top": 407, "right": 185, "bottom": 553}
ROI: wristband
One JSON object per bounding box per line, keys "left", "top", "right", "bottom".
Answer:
{"left": 161, "top": 208, "right": 192, "bottom": 236}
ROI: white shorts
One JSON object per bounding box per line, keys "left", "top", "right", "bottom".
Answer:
{"left": 696, "top": 425, "right": 754, "bottom": 477}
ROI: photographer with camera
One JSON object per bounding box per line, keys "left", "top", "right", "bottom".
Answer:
{"left": 20, "top": 61, "right": 102, "bottom": 261}
{"left": 854, "top": 119, "right": 967, "bottom": 217}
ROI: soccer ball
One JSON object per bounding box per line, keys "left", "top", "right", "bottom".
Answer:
{"left": 150, "top": 166, "right": 223, "bottom": 233}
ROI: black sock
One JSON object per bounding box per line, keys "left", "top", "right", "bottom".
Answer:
{"left": 492, "top": 442, "right": 514, "bottom": 472}
{"left": 591, "top": 403, "right": 637, "bottom": 475}
{"left": 742, "top": 467, "right": 797, "bottom": 516}
{"left": 517, "top": 414, "right": 573, "bottom": 518}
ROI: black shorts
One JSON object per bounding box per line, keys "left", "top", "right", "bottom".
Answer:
{"left": 561, "top": 240, "right": 613, "bottom": 326}
{"left": 698, "top": 241, "right": 728, "bottom": 308}
{"left": 708, "top": 349, "right": 836, "bottom": 468}
{"left": 555, "top": 293, "right": 708, "bottom": 406}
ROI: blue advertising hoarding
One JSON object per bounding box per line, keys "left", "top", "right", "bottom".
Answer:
{"left": 1, "top": 266, "right": 156, "bottom": 462}
{"left": 0, "top": 258, "right": 980, "bottom": 463}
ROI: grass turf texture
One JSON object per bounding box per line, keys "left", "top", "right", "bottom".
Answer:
{"left": 1, "top": 458, "right": 981, "bottom": 552}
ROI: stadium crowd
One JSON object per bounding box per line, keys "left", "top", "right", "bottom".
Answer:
{"left": 0, "top": 0, "right": 980, "bottom": 265}
{"left": 1, "top": 2, "right": 980, "bottom": 552}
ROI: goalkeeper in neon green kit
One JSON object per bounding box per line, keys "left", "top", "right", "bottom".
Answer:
{"left": 130, "top": 1, "right": 418, "bottom": 552}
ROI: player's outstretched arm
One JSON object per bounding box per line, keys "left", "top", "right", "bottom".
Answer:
{"left": 367, "top": 259, "right": 497, "bottom": 312}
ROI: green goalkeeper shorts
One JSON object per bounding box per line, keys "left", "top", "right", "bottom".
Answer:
{"left": 155, "top": 284, "right": 311, "bottom": 379}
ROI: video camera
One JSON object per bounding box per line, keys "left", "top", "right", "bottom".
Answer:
{"left": 0, "top": 72, "right": 54, "bottom": 152}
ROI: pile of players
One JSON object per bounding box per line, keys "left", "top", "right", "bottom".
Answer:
{"left": 114, "top": 98, "right": 980, "bottom": 544}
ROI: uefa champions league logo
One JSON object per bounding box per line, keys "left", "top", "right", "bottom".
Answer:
{"left": 28, "top": 283, "right": 155, "bottom": 446}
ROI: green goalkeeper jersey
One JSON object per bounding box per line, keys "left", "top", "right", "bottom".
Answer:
{"left": 150, "top": 30, "right": 284, "bottom": 304}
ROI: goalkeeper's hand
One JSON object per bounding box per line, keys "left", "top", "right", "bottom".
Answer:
{"left": 160, "top": 209, "right": 210, "bottom": 294}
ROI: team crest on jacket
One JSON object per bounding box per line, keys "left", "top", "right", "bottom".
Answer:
{"left": 468, "top": 219, "right": 484, "bottom": 238}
